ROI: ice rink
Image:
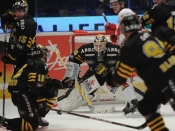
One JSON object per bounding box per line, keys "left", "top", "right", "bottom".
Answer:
{"left": 0, "top": 99, "right": 175, "bottom": 131}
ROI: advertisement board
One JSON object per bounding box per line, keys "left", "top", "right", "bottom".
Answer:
{"left": 0, "top": 32, "right": 72, "bottom": 98}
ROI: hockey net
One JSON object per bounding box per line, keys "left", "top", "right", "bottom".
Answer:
{"left": 69, "top": 30, "right": 147, "bottom": 105}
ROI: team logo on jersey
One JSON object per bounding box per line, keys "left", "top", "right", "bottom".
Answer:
{"left": 83, "top": 79, "right": 92, "bottom": 91}
{"left": 107, "top": 60, "right": 116, "bottom": 64}
{"left": 86, "top": 60, "right": 95, "bottom": 64}
{"left": 95, "top": 63, "right": 107, "bottom": 77}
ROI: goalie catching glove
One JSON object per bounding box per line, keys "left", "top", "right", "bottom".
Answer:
{"left": 61, "top": 77, "right": 75, "bottom": 89}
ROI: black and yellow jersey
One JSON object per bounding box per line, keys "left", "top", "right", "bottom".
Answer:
{"left": 8, "top": 58, "right": 48, "bottom": 93}
{"left": 69, "top": 42, "right": 120, "bottom": 85}
{"left": 8, "top": 14, "right": 37, "bottom": 68}
{"left": 141, "top": 5, "right": 175, "bottom": 45}
{"left": 113, "top": 31, "right": 175, "bottom": 91}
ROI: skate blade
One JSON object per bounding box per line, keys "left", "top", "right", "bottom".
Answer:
{"left": 124, "top": 111, "right": 143, "bottom": 118}
{"left": 37, "top": 126, "right": 48, "bottom": 130}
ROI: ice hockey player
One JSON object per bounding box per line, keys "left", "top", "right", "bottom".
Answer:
{"left": 112, "top": 8, "right": 175, "bottom": 131}
{"left": 0, "top": 44, "right": 74, "bottom": 131}
{"left": 102, "top": 0, "right": 147, "bottom": 115}
{"left": 0, "top": 0, "right": 49, "bottom": 127}
{"left": 104, "top": 0, "right": 126, "bottom": 45}
{"left": 141, "top": 0, "right": 175, "bottom": 47}
{"left": 1, "top": 0, "right": 37, "bottom": 74}
{"left": 0, "top": 0, "right": 48, "bottom": 127}
{"left": 57, "top": 34, "right": 140, "bottom": 116}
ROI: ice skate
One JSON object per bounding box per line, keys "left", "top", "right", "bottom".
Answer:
{"left": 123, "top": 99, "right": 139, "bottom": 117}
{"left": 38, "top": 117, "right": 49, "bottom": 127}
{"left": 123, "top": 102, "right": 130, "bottom": 112}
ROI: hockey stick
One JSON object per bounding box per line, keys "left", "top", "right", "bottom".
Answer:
{"left": 49, "top": 108, "right": 147, "bottom": 130}
{"left": 2, "top": 24, "right": 7, "bottom": 117}
{"left": 99, "top": 0, "right": 109, "bottom": 24}
{"left": 75, "top": 81, "right": 93, "bottom": 108}
{"left": 47, "top": 40, "right": 67, "bottom": 68}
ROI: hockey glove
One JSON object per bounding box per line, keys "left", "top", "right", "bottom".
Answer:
{"left": 105, "top": 23, "right": 120, "bottom": 35}
{"left": 36, "top": 97, "right": 47, "bottom": 117}
{"left": 61, "top": 77, "right": 75, "bottom": 89}
{"left": 110, "top": 35, "right": 118, "bottom": 43}
{"left": 1, "top": 10, "right": 14, "bottom": 30}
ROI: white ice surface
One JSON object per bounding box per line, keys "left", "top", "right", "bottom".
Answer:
{"left": 0, "top": 99, "right": 175, "bottom": 131}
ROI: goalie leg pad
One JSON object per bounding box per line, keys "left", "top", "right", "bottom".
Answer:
{"left": 80, "top": 75, "right": 100, "bottom": 95}
{"left": 57, "top": 87, "right": 85, "bottom": 111}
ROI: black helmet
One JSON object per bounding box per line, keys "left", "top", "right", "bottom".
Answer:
{"left": 31, "top": 44, "right": 48, "bottom": 61}
{"left": 118, "top": 8, "right": 141, "bottom": 33}
{"left": 12, "top": 0, "right": 29, "bottom": 13}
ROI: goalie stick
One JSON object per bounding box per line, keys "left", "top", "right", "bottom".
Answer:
{"left": 47, "top": 41, "right": 94, "bottom": 109}
{"left": 49, "top": 108, "right": 147, "bottom": 130}
{"left": 48, "top": 40, "right": 67, "bottom": 68}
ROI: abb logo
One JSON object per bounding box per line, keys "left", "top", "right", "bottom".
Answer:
{"left": 88, "top": 80, "right": 95, "bottom": 85}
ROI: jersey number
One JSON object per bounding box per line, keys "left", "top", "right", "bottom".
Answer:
{"left": 143, "top": 39, "right": 165, "bottom": 58}
{"left": 167, "top": 15, "right": 175, "bottom": 30}
{"left": 19, "top": 35, "right": 35, "bottom": 48}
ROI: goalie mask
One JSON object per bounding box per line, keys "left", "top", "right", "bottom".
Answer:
{"left": 12, "top": 0, "right": 29, "bottom": 13}
{"left": 94, "top": 34, "right": 107, "bottom": 61}
{"left": 31, "top": 44, "right": 49, "bottom": 62}
{"left": 118, "top": 8, "right": 141, "bottom": 34}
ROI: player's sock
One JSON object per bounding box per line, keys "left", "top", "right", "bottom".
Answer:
{"left": 146, "top": 113, "right": 169, "bottom": 131}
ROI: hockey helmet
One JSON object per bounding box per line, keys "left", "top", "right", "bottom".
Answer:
{"left": 152, "top": 0, "right": 168, "bottom": 5}
{"left": 110, "top": 0, "right": 125, "bottom": 3}
{"left": 12, "top": 0, "right": 29, "bottom": 13}
{"left": 94, "top": 34, "right": 107, "bottom": 61}
{"left": 31, "top": 44, "right": 49, "bottom": 62}
{"left": 118, "top": 8, "right": 141, "bottom": 33}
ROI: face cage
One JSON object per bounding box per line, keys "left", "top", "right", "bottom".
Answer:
{"left": 94, "top": 41, "right": 106, "bottom": 52}
{"left": 94, "top": 41, "right": 106, "bottom": 61}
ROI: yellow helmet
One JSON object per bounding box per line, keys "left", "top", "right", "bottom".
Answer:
{"left": 94, "top": 34, "right": 107, "bottom": 52}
